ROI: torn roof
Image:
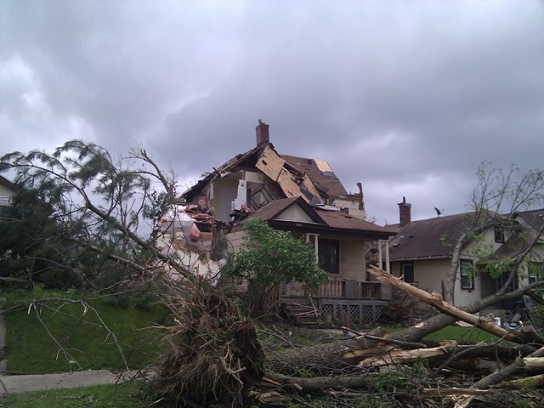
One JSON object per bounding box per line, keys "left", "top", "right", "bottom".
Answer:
{"left": 281, "top": 154, "right": 348, "bottom": 198}
{"left": 180, "top": 141, "right": 349, "bottom": 205}
{"left": 242, "top": 196, "right": 395, "bottom": 240}
{"left": 388, "top": 213, "right": 481, "bottom": 261}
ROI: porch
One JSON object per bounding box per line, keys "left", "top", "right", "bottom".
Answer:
{"left": 281, "top": 279, "right": 389, "bottom": 324}
{"left": 318, "top": 279, "right": 387, "bottom": 322}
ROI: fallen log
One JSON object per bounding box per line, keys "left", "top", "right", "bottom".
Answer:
{"left": 523, "top": 357, "right": 544, "bottom": 370}
{"left": 505, "top": 373, "right": 544, "bottom": 388}
{"left": 357, "top": 346, "right": 449, "bottom": 368}
{"left": 421, "top": 387, "right": 490, "bottom": 397}
{"left": 368, "top": 265, "right": 518, "bottom": 341}
{"left": 263, "top": 371, "right": 373, "bottom": 392}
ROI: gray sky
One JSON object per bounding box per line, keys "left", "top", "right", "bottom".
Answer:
{"left": 2, "top": 1, "right": 543, "bottom": 225}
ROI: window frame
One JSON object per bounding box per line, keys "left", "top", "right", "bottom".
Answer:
{"left": 460, "top": 259, "right": 475, "bottom": 290}
{"left": 400, "top": 261, "right": 415, "bottom": 283}
{"left": 494, "top": 227, "right": 505, "bottom": 243}
{"left": 318, "top": 238, "right": 340, "bottom": 275}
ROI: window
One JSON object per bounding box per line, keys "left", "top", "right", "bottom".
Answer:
{"left": 460, "top": 260, "right": 474, "bottom": 290}
{"left": 318, "top": 238, "right": 340, "bottom": 274}
{"left": 400, "top": 262, "right": 414, "bottom": 283}
{"left": 529, "top": 262, "right": 543, "bottom": 284}
{"left": 494, "top": 227, "right": 505, "bottom": 243}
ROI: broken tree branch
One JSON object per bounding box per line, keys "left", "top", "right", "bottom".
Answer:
{"left": 368, "top": 265, "right": 518, "bottom": 341}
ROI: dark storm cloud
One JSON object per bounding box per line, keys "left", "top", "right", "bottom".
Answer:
{"left": 2, "top": 1, "right": 544, "bottom": 224}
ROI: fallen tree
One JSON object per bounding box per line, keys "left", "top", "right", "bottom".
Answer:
{"left": 262, "top": 266, "right": 544, "bottom": 406}
{"left": 4, "top": 144, "right": 544, "bottom": 407}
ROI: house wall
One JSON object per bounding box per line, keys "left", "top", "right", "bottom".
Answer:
{"left": 338, "top": 237, "right": 366, "bottom": 280}
{"left": 225, "top": 230, "right": 244, "bottom": 254}
{"left": 390, "top": 257, "right": 484, "bottom": 306}
{"left": 454, "top": 274, "right": 484, "bottom": 306}
{"left": 209, "top": 173, "right": 242, "bottom": 223}
{"left": 0, "top": 184, "right": 15, "bottom": 206}
{"left": 208, "top": 170, "right": 285, "bottom": 222}
{"left": 334, "top": 197, "right": 365, "bottom": 220}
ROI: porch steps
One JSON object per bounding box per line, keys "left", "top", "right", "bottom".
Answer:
{"left": 281, "top": 302, "right": 327, "bottom": 327}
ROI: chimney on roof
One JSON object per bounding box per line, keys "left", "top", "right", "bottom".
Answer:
{"left": 398, "top": 196, "right": 412, "bottom": 226}
{"left": 256, "top": 119, "right": 269, "bottom": 146}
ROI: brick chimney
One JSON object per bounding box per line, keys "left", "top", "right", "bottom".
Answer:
{"left": 256, "top": 119, "right": 269, "bottom": 146}
{"left": 398, "top": 196, "right": 411, "bottom": 226}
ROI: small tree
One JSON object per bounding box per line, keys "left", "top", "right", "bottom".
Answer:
{"left": 225, "top": 218, "right": 328, "bottom": 315}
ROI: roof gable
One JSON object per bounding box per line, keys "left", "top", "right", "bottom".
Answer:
{"left": 248, "top": 197, "right": 325, "bottom": 225}
{"left": 245, "top": 197, "right": 395, "bottom": 239}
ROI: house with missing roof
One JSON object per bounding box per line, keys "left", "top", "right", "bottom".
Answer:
{"left": 387, "top": 198, "right": 544, "bottom": 312}
{"left": 158, "top": 121, "right": 396, "bottom": 322}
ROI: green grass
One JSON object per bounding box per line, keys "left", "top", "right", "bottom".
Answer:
{"left": 422, "top": 325, "right": 499, "bottom": 343}
{"left": 2, "top": 289, "right": 169, "bottom": 373}
{"left": 386, "top": 325, "right": 499, "bottom": 343}
{"left": 0, "top": 382, "right": 146, "bottom": 408}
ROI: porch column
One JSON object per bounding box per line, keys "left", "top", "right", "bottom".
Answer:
{"left": 378, "top": 239, "right": 391, "bottom": 273}
{"left": 385, "top": 240, "right": 390, "bottom": 273}
{"left": 306, "top": 233, "right": 319, "bottom": 260}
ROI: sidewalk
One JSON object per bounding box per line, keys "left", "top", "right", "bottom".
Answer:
{"left": 0, "top": 370, "right": 120, "bottom": 395}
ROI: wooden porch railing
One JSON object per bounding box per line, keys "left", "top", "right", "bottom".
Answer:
{"left": 319, "top": 279, "right": 382, "bottom": 300}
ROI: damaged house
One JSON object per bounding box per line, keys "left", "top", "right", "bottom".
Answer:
{"left": 158, "top": 121, "right": 396, "bottom": 322}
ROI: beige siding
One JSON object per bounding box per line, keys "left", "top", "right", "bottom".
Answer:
{"left": 277, "top": 205, "right": 316, "bottom": 223}
{"left": 334, "top": 197, "right": 365, "bottom": 220}
{"left": 338, "top": 238, "right": 365, "bottom": 280}
{"left": 209, "top": 173, "right": 242, "bottom": 222}
{"left": 0, "top": 184, "right": 15, "bottom": 206}
{"left": 391, "top": 257, "right": 485, "bottom": 306}
{"left": 225, "top": 230, "right": 244, "bottom": 254}
{"left": 411, "top": 259, "right": 449, "bottom": 294}
{"left": 454, "top": 276, "right": 483, "bottom": 306}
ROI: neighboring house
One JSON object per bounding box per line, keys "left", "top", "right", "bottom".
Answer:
{"left": 497, "top": 209, "right": 544, "bottom": 287}
{"left": 387, "top": 197, "right": 544, "bottom": 311}
{"left": 0, "top": 175, "right": 16, "bottom": 206}
{"left": 159, "top": 121, "right": 396, "bottom": 322}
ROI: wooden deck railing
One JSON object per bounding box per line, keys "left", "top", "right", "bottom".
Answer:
{"left": 319, "top": 279, "right": 382, "bottom": 300}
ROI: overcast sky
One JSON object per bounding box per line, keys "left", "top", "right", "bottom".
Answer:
{"left": 2, "top": 1, "right": 543, "bottom": 225}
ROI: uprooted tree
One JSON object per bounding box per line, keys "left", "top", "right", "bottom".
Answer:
{"left": 3, "top": 142, "right": 544, "bottom": 407}
{"left": 0, "top": 141, "right": 265, "bottom": 406}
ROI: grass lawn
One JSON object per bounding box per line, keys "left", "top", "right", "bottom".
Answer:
{"left": 423, "top": 325, "right": 499, "bottom": 343}
{"left": 0, "top": 382, "right": 147, "bottom": 408}
{"left": 2, "top": 289, "right": 169, "bottom": 373}
{"left": 386, "top": 325, "right": 499, "bottom": 343}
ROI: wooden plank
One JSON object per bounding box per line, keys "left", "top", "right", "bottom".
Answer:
{"left": 255, "top": 145, "right": 285, "bottom": 181}
{"left": 277, "top": 168, "right": 307, "bottom": 200}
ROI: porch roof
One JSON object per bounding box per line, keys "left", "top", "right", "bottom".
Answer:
{"left": 247, "top": 197, "right": 396, "bottom": 240}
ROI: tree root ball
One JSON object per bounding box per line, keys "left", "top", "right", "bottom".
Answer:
{"left": 154, "top": 287, "right": 264, "bottom": 407}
